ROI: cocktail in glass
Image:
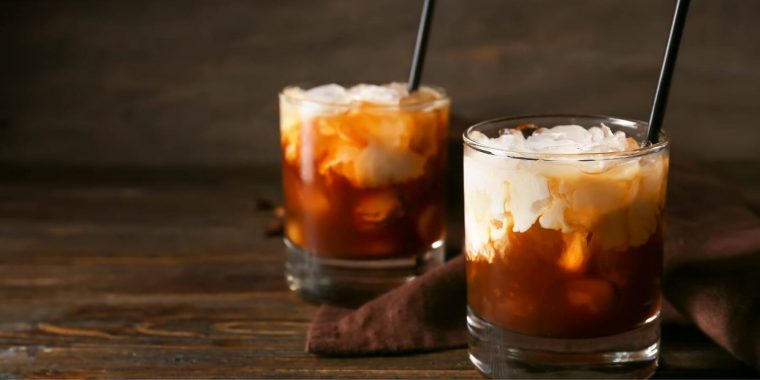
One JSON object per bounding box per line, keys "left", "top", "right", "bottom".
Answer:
{"left": 464, "top": 115, "right": 669, "bottom": 378}
{"left": 280, "top": 83, "right": 449, "bottom": 304}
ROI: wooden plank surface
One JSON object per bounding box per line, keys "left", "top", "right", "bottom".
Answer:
{"left": 0, "top": 164, "right": 758, "bottom": 378}
{"left": 2, "top": 0, "right": 759, "bottom": 377}
{"left": 2, "top": 0, "right": 760, "bottom": 167}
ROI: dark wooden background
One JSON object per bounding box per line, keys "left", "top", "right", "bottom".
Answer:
{"left": 1, "top": 0, "right": 759, "bottom": 378}
{"left": 2, "top": 0, "right": 760, "bottom": 167}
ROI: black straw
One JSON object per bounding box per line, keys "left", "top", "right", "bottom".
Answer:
{"left": 647, "top": 0, "right": 691, "bottom": 144}
{"left": 407, "top": 0, "right": 436, "bottom": 92}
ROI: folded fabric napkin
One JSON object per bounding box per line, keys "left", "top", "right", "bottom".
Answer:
{"left": 306, "top": 161, "right": 760, "bottom": 370}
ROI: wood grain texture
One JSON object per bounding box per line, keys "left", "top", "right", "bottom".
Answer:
{"left": 1, "top": 1, "right": 759, "bottom": 376}
{"left": 0, "top": 165, "right": 758, "bottom": 378}
{"left": 1, "top": 0, "right": 760, "bottom": 167}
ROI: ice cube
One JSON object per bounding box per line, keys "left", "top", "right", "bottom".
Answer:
{"left": 335, "top": 111, "right": 413, "bottom": 149}
{"left": 350, "top": 143, "right": 426, "bottom": 187}
{"left": 364, "top": 111, "right": 414, "bottom": 149}
{"left": 407, "top": 111, "right": 441, "bottom": 157}
{"left": 349, "top": 83, "right": 406, "bottom": 105}
{"left": 468, "top": 129, "right": 527, "bottom": 152}
{"left": 354, "top": 192, "right": 404, "bottom": 230}
{"left": 472, "top": 123, "right": 638, "bottom": 155}
{"left": 299, "top": 187, "right": 330, "bottom": 216}
{"left": 318, "top": 144, "right": 361, "bottom": 177}
{"left": 564, "top": 278, "right": 615, "bottom": 315}
{"left": 558, "top": 231, "right": 590, "bottom": 272}
{"left": 303, "top": 84, "right": 350, "bottom": 104}
{"left": 298, "top": 84, "right": 351, "bottom": 120}
{"left": 525, "top": 125, "right": 591, "bottom": 154}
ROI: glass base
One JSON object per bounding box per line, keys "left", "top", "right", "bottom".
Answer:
{"left": 284, "top": 238, "right": 445, "bottom": 306}
{"left": 467, "top": 308, "right": 660, "bottom": 379}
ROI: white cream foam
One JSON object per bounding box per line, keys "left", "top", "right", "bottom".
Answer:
{"left": 464, "top": 125, "right": 668, "bottom": 262}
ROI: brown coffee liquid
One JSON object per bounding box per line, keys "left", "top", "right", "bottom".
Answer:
{"left": 467, "top": 223, "right": 662, "bottom": 339}
{"left": 281, "top": 107, "right": 448, "bottom": 259}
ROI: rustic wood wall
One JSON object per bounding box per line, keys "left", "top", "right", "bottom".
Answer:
{"left": 1, "top": 0, "right": 759, "bottom": 167}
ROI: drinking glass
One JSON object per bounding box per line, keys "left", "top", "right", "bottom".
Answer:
{"left": 464, "top": 115, "right": 669, "bottom": 378}
{"left": 280, "top": 85, "right": 450, "bottom": 305}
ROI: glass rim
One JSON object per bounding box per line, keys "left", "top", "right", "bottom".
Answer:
{"left": 279, "top": 83, "right": 450, "bottom": 109}
{"left": 463, "top": 114, "right": 670, "bottom": 161}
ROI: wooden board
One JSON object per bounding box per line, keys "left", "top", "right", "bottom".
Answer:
{"left": 2, "top": 0, "right": 760, "bottom": 167}
{"left": 0, "top": 165, "right": 757, "bottom": 378}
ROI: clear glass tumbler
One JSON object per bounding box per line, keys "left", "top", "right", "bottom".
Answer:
{"left": 280, "top": 85, "right": 450, "bottom": 305}
{"left": 463, "top": 115, "right": 669, "bottom": 378}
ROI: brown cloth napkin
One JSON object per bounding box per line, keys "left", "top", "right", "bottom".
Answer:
{"left": 306, "top": 161, "right": 760, "bottom": 370}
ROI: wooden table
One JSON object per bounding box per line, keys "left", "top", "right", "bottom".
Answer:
{"left": 0, "top": 164, "right": 758, "bottom": 379}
